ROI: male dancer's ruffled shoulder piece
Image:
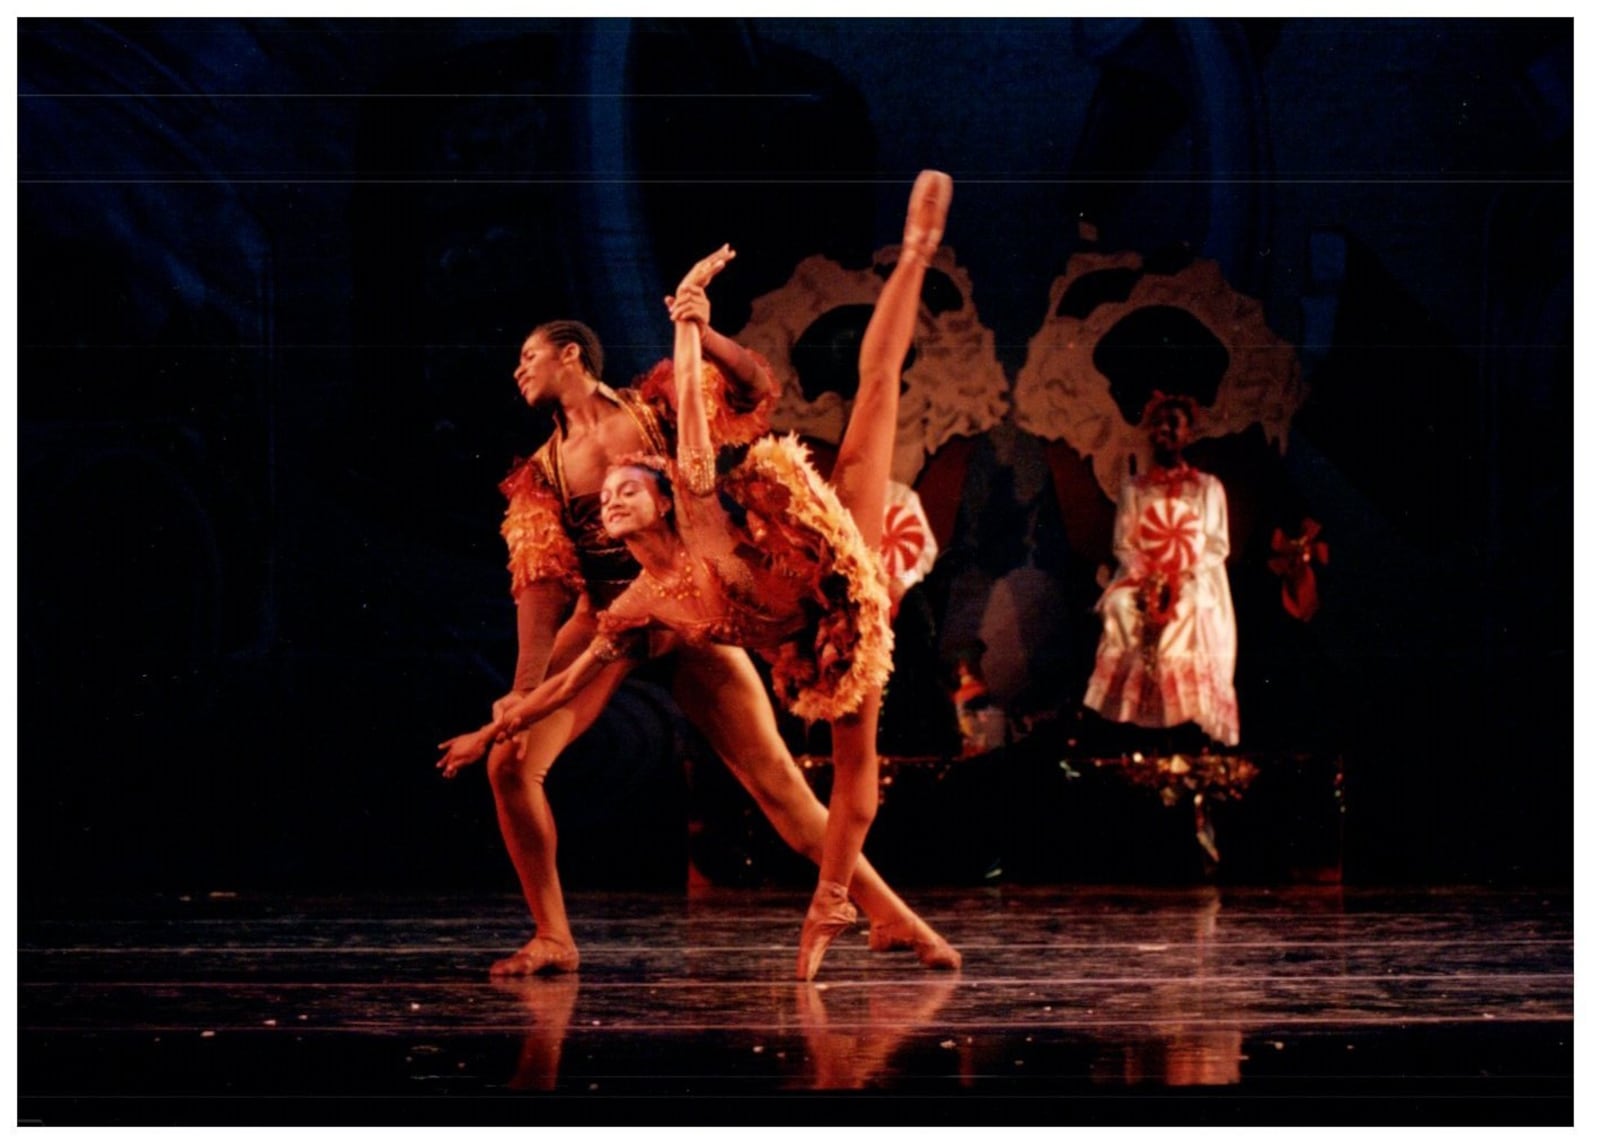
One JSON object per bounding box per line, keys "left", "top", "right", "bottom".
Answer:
{"left": 635, "top": 352, "right": 779, "bottom": 447}
{"left": 498, "top": 448, "right": 584, "bottom": 596}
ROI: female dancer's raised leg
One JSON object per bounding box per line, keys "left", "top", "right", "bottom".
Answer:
{"left": 831, "top": 170, "right": 952, "bottom": 546}
{"left": 797, "top": 170, "right": 954, "bottom": 981}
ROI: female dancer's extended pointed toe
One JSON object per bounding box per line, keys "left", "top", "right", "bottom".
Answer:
{"left": 902, "top": 169, "right": 954, "bottom": 264}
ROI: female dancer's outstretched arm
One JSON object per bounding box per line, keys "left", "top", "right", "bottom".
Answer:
{"left": 436, "top": 643, "right": 618, "bottom": 778}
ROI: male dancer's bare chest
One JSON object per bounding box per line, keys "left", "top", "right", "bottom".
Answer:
{"left": 555, "top": 408, "right": 656, "bottom": 499}
{"left": 548, "top": 399, "right": 667, "bottom": 600}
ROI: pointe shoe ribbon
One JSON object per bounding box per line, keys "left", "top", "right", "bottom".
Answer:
{"left": 796, "top": 880, "right": 858, "bottom": 982}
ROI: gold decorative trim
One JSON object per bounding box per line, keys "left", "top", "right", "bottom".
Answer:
{"left": 1014, "top": 253, "right": 1307, "bottom": 500}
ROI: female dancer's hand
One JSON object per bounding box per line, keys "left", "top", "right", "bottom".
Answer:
{"left": 678, "top": 243, "right": 735, "bottom": 293}
{"left": 436, "top": 726, "right": 496, "bottom": 779}
{"left": 664, "top": 244, "right": 735, "bottom": 321}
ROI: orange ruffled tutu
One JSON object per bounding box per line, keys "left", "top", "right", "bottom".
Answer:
{"left": 720, "top": 435, "right": 894, "bottom": 723}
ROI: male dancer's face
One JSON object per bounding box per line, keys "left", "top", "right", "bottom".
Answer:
{"left": 599, "top": 465, "right": 671, "bottom": 539}
{"left": 513, "top": 333, "right": 566, "bottom": 407}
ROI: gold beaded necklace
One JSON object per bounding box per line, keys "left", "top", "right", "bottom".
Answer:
{"left": 642, "top": 548, "right": 701, "bottom": 602}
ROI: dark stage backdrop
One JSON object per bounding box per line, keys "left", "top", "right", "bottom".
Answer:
{"left": 16, "top": 17, "right": 1572, "bottom": 899}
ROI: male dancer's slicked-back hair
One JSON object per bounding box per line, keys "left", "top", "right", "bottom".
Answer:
{"left": 533, "top": 320, "right": 605, "bottom": 379}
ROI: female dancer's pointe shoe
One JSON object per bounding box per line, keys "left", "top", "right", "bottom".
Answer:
{"left": 902, "top": 169, "right": 954, "bottom": 265}
{"left": 490, "top": 936, "right": 580, "bottom": 977}
{"left": 796, "top": 880, "right": 859, "bottom": 982}
{"left": 867, "top": 918, "right": 963, "bottom": 971}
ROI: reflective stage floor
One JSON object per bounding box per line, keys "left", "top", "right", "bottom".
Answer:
{"left": 16, "top": 885, "right": 1572, "bottom": 1124}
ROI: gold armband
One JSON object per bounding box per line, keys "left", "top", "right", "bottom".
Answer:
{"left": 681, "top": 446, "right": 717, "bottom": 497}
{"left": 589, "top": 633, "right": 627, "bottom": 664}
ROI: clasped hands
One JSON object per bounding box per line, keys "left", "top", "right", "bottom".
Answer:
{"left": 435, "top": 693, "right": 529, "bottom": 779}
{"left": 664, "top": 243, "right": 735, "bottom": 325}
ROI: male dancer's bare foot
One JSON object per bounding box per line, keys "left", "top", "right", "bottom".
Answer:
{"left": 490, "top": 935, "right": 580, "bottom": 976}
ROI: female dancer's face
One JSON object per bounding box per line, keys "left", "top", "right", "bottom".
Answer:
{"left": 600, "top": 465, "right": 672, "bottom": 538}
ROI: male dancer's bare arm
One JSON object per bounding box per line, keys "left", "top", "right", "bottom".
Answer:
{"left": 482, "top": 582, "right": 576, "bottom": 729}
{"left": 507, "top": 581, "right": 575, "bottom": 696}
{"left": 701, "top": 323, "right": 777, "bottom": 406}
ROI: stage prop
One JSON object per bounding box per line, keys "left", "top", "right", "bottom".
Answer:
{"left": 685, "top": 744, "right": 1344, "bottom": 889}
{"left": 733, "top": 245, "right": 1010, "bottom": 489}
{"left": 880, "top": 480, "right": 937, "bottom": 595}
{"left": 1014, "top": 250, "right": 1307, "bottom": 501}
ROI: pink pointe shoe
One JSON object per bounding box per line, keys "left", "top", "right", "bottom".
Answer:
{"left": 868, "top": 917, "right": 963, "bottom": 971}
{"left": 902, "top": 169, "right": 954, "bottom": 265}
{"left": 796, "top": 879, "right": 859, "bottom": 982}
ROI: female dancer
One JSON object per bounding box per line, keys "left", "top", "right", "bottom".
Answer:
{"left": 441, "top": 171, "right": 955, "bottom": 980}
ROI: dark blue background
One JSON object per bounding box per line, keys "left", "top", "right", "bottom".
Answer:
{"left": 16, "top": 17, "right": 1573, "bottom": 896}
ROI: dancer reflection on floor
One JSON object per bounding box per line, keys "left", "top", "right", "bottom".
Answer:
{"left": 793, "top": 976, "right": 960, "bottom": 1090}
{"left": 441, "top": 172, "right": 958, "bottom": 981}
{"left": 493, "top": 976, "right": 580, "bottom": 1092}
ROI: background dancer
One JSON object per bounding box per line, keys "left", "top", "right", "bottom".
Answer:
{"left": 1082, "top": 393, "right": 1240, "bottom": 748}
